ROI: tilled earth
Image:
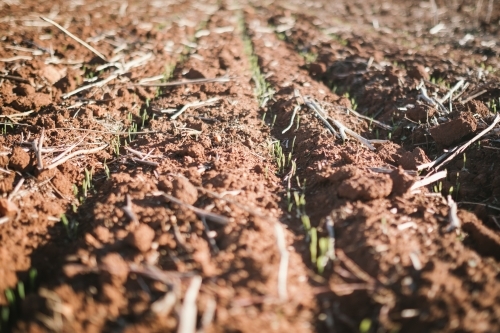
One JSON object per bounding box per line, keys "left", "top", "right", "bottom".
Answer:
{"left": 0, "top": 0, "right": 500, "bottom": 332}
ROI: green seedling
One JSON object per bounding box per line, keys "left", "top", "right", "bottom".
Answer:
{"left": 141, "top": 108, "right": 148, "bottom": 127}
{"left": 301, "top": 215, "right": 311, "bottom": 231}
{"left": 238, "top": 11, "right": 272, "bottom": 105}
{"left": 72, "top": 184, "right": 78, "bottom": 197}
{"left": 1, "top": 307, "right": 9, "bottom": 323}
{"left": 29, "top": 268, "right": 37, "bottom": 291}
{"left": 317, "top": 237, "right": 329, "bottom": 273}
{"left": 310, "top": 227, "right": 318, "bottom": 264}
{"left": 5, "top": 289, "right": 14, "bottom": 305}
{"left": 359, "top": 318, "right": 372, "bottom": 333}
{"left": 271, "top": 114, "right": 277, "bottom": 128}
{"left": 60, "top": 213, "right": 78, "bottom": 239}
{"left": 17, "top": 282, "right": 25, "bottom": 300}
{"left": 300, "top": 51, "right": 317, "bottom": 64}
{"left": 287, "top": 190, "right": 293, "bottom": 212}
{"left": 295, "top": 114, "right": 300, "bottom": 130}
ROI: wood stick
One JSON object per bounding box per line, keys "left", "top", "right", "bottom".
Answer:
{"left": 40, "top": 16, "right": 107, "bottom": 62}
{"left": 44, "top": 144, "right": 108, "bottom": 170}
{"left": 155, "top": 192, "right": 229, "bottom": 225}
{"left": 274, "top": 223, "right": 289, "bottom": 302}
{"left": 136, "top": 76, "right": 231, "bottom": 87}
{"left": 409, "top": 170, "right": 447, "bottom": 191}
{"left": 177, "top": 276, "right": 202, "bottom": 333}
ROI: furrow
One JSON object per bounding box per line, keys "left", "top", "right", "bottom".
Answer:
{"left": 245, "top": 6, "right": 500, "bottom": 332}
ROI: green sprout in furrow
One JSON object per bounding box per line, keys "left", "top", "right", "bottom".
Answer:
{"left": 238, "top": 12, "right": 273, "bottom": 106}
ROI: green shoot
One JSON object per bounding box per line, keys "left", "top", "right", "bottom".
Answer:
{"left": 317, "top": 237, "right": 329, "bottom": 273}
{"left": 29, "top": 268, "right": 37, "bottom": 291}
{"left": 5, "top": 289, "right": 15, "bottom": 305}
{"left": 359, "top": 318, "right": 372, "bottom": 333}
{"left": 310, "top": 227, "right": 317, "bottom": 264}
{"left": 17, "top": 282, "right": 25, "bottom": 300}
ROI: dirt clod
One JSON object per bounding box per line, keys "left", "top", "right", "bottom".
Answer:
{"left": 0, "top": 199, "right": 18, "bottom": 218}
{"left": 430, "top": 112, "right": 477, "bottom": 146}
{"left": 398, "top": 147, "right": 431, "bottom": 170}
{"left": 127, "top": 224, "right": 155, "bottom": 252}
{"left": 407, "top": 65, "right": 429, "bottom": 80}
{"left": 338, "top": 173, "right": 393, "bottom": 200}
{"left": 172, "top": 177, "right": 198, "bottom": 205}
{"left": 405, "top": 104, "right": 436, "bottom": 122}
{"left": 9, "top": 147, "right": 30, "bottom": 171}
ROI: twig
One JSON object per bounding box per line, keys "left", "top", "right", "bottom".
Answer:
{"left": 8, "top": 178, "right": 25, "bottom": 201}
{"left": 303, "top": 98, "right": 338, "bottom": 135}
{"left": 335, "top": 249, "right": 376, "bottom": 285}
{"left": 417, "top": 82, "right": 447, "bottom": 114}
{"left": 304, "top": 97, "right": 375, "bottom": 150}
{"left": 62, "top": 74, "right": 117, "bottom": 99}
{"left": 62, "top": 53, "right": 153, "bottom": 99}
{"left": 0, "top": 167, "right": 11, "bottom": 174}
{"left": 137, "top": 76, "right": 231, "bottom": 87}
{"left": 170, "top": 97, "right": 220, "bottom": 120}
{"left": 491, "top": 216, "right": 500, "bottom": 230}
{"left": 130, "top": 158, "right": 159, "bottom": 167}
{"left": 460, "top": 89, "right": 487, "bottom": 104}
{"left": 409, "top": 170, "right": 447, "bottom": 191}
{"left": 154, "top": 191, "right": 229, "bottom": 225}
{"left": 177, "top": 276, "right": 202, "bottom": 333}
{"left": 0, "top": 111, "right": 34, "bottom": 118}
{"left": 138, "top": 74, "right": 165, "bottom": 84}
{"left": 40, "top": 16, "right": 107, "bottom": 62}
{"left": 438, "top": 79, "right": 464, "bottom": 104}
{"left": 432, "top": 114, "right": 500, "bottom": 171}
{"left": 43, "top": 144, "right": 108, "bottom": 170}
{"left": 342, "top": 107, "right": 392, "bottom": 131}
{"left": 201, "top": 216, "right": 219, "bottom": 254}
{"left": 274, "top": 223, "right": 289, "bottom": 302}
{"left": 122, "top": 195, "right": 139, "bottom": 224}
{"left": 151, "top": 291, "right": 176, "bottom": 316}
{"left": 197, "top": 297, "right": 216, "bottom": 333}
{"left": 282, "top": 105, "right": 299, "bottom": 134}
{"left": 50, "top": 134, "right": 88, "bottom": 164}
{"left": 446, "top": 195, "right": 461, "bottom": 231}
{"left": 125, "top": 146, "right": 161, "bottom": 159}
{"left": 457, "top": 201, "right": 500, "bottom": 212}
{"left": 0, "top": 74, "right": 30, "bottom": 83}
{"left": 33, "top": 129, "right": 45, "bottom": 170}
{"left": 0, "top": 56, "right": 33, "bottom": 62}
